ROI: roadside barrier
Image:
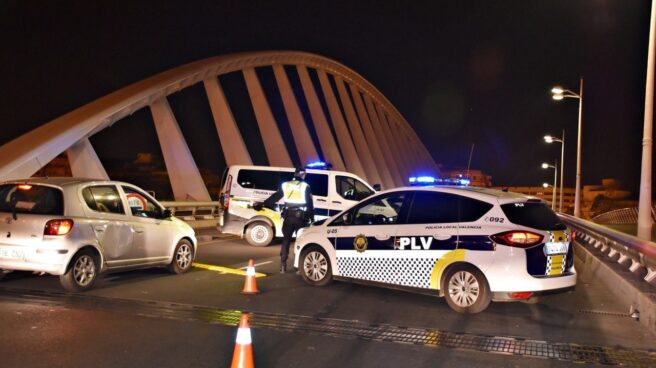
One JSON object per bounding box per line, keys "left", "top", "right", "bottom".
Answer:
{"left": 231, "top": 313, "right": 254, "bottom": 368}
{"left": 241, "top": 259, "right": 259, "bottom": 294}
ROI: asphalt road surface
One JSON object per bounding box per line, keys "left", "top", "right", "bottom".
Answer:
{"left": 1, "top": 230, "right": 655, "bottom": 368}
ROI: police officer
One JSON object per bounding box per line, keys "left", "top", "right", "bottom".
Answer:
{"left": 260, "top": 167, "right": 314, "bottom": 273}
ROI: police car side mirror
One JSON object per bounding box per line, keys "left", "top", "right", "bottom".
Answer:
{"left": 373, "top": 184, "right": 382, "bottom": 191}
{"left": 162, "top": 209, "right": 173, "bottom": 218}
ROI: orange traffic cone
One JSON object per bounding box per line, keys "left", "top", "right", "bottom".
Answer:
{"left": 231, "top": 313, "right": 254, "bottom": 368}
{"left": 241, "top": 259, "right": 259, "bottom": 294}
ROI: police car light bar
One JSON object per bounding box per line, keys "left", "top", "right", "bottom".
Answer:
{"left": 408, "top": 176, "right": 470, "bottom": 186}
{"left": 306, "top": 161, "right": 332, "bottom": 169}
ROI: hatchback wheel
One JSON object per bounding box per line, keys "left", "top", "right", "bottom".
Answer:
{"left": 60, "top": 250, "right": 99, "bottom": 292}
{"left": 168, "top": 239, "right": 194, "bottom": 274}
{"left": 443, "top": 264, "right": 491, "bottom": 314}
{"left": 300, "top": 247, "right": 332, "bottom": 286}
{"left": 245, "top": 221, "right": 274, "bottom": 247}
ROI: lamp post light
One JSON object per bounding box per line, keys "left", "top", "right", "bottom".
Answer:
{"left": 551, "top": 78, "right": 583, "bottom": 217}
{"left": 544, "top": 130, "right": 565, "bottom": 213}
{"left": 541, "top": 162, "right": 558, "bottom": 210}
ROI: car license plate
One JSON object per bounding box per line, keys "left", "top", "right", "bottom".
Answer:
{"left": 0, "top": 247, "right": 25, "bottom": 260}
{"left": 544, "top": 242, "right": 568, "bottom": 255}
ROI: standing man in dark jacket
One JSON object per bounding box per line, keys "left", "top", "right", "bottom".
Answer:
{"left": 260, "top": 167, "right": 314, "bottom": 273}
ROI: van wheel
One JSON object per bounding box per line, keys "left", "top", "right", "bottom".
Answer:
{"left": 60, "top": 250, "right": 99, "bottom": 292}
{"left": 245, "top": 221, "right": 274, "bottom": 247}
{"left": 300, "top": 247, "right": 332, "bottom": 286}
{"left": 443, "top": 264, "right": 491, "bottom": 314}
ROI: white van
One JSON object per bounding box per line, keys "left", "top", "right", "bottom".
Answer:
{"left": 218, "top": 165, "right": 376, "bottom": 246}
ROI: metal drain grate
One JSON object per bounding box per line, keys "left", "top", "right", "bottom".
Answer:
{"left": 1, "top": 287, "right": 655, "bottom": 367}
{"left": 578, "top": 309, "right": 631, "bottom": 318}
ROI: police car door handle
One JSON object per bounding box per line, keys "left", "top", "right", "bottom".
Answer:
{"left": 316, "top": 198, "right": 327, "bottom": 202}
{"left": 332, "top": 201, "right": 342, "bottom": 204}
{"left": 375, "top": 234, "right": 390, "bottom": 241}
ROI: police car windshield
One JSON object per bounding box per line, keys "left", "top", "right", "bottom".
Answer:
{"left": 500, "top": 202, "right": 566, "bottom": 230}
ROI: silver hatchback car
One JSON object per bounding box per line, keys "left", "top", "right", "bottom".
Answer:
{"left": 0, "top": 178, "right": 197, "bottom": 291}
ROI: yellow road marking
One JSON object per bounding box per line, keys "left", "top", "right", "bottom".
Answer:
{"left": 192, "top": 262, "right": 267, "bottom": 278}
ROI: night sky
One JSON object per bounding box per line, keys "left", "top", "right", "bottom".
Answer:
{"left": 1, "top": 1, "right": 653, "bottom": 195}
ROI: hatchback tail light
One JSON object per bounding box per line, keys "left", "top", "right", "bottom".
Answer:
{"left": 44, "top": 219, "right": 74, "bottom": 236}
{"left": 509, "top": 292, "right": 534, "bottom": 299}
{"left": 223, "top": 175, "right": 232, "bottom": 211}
{"left": 491, "top": 231, "right": 543, "bottom": 248}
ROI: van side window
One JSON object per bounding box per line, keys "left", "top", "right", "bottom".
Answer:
{"left": 82, "top": 186, "right": 125, "bottom": 215}
{"left": 305, "top": 173, "right": 328, "bottom": 197}
{"left": 406, "top": 191, "right": 459, "bottom": 224}
{"left": 237, "top": 170, "right": 280, "bottom": 190}
{"left": 336, "top": 175, "right": 374, "bottom": 201}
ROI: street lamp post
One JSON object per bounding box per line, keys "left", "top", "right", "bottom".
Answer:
{"left": 542, "top": 162, "right": 558, "bottom": 210}
{"left": 544, "top": 130, "right": 565, "bottom": 213}
{"left": 552, "top": 78, "right": 583, "bottom": 217}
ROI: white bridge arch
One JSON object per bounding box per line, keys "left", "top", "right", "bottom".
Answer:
{"left": 0, "top": 51, "right": 438, "bottom": 200}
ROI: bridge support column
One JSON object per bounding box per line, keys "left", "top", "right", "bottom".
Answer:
{"left": 390, "top": 121, "right": 416, "bottom": 176}
{"left": 334, "top": 77, "right": 382, "bottom": 185}
{"left": 272, "top": 64, "right": 319, "bottom": 165}
{"left": 204, "top": 77, "right": 253, "bottom": 166}
{"left": 349, "top": 86, "right": 396, "bottom": 190}
{"left": 150, "top": 98, "right": 211, "bottom": 201}
{"left": 242, "top": 68, "right": 292, "bottom": 167}
{"left": 363, "top": 94, "right": 404, "bottom": 187}
{"left": 316, "top": 70, "right": 366, "bottom": 180}
{"left": 296, "top": 65, "right": 345, "bottom": 171}
{"left": 66, "top": 138, "right": 109, "bottom": 180}
{"left": 376, "top": 108, "right": 410, "bottom": 180}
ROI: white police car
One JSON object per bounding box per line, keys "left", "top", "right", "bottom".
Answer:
{"left": 293, "top": 185, "right": 576, "bottom": 313}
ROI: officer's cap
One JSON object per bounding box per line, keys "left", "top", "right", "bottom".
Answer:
{"left": 294, "top": 167, "right": 306, "bottom": 176}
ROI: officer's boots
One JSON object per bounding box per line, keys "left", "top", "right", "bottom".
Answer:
{"left": 280, "top": 263, "right": 286, "bottom": 274}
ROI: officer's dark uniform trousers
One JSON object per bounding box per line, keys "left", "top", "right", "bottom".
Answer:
{"left": 280, "top": 208, "right": 306, "bottom": 265}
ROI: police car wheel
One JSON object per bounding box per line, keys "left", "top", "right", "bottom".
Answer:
{"left": 300, "top": 247, "right": 332, "bottom": 286}
{"left": 443, "top": 264, "right": 491, "bottom": 314}
{"left": 245, "top": 222, "right": 274, "bottom": 247}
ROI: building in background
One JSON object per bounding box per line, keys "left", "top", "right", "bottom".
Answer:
{"left": 33, "top": 154, "right": 72, "bottom": 177}
{"left": 494, "top": 178, "right": 632, "bottom": 218}
{"left": 440, "top": 167, "right": 492, "bottom": 187}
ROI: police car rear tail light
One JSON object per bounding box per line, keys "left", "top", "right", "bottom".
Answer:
{"left": 490, "top": 231, "right": 543, "bottom": 248}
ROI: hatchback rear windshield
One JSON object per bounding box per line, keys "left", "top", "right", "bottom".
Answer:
{"left": 500, "top": 201, "right": 566, "bottom": 230}
{"left": 0, "top": 184, "right": 64, "bottom": 216}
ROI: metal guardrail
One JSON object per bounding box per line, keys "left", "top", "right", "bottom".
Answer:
{"left": 592, "top": 206, "right": 656, "bottom": 225}
{"left": 559, "top": 213, "right": 656, "bottom": 284}
{"left": 159, "top": 201, "right": 221, "bottom": 222}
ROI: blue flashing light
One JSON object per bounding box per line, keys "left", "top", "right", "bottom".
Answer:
{"left": 306, "top": 161, "right": 331, "bottom": 170}
{"left": 417, "top": 176, "right": 437, "bottom": 183}
{"left": 408, "top": 176, "right": 438, "bottom": 185}
{"left": 408, "top": 176, "right": 471, "bottom": 187}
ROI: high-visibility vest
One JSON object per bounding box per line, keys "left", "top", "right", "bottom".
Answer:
{"left": 281, "top": 180, "right": 309, "bottom": 206}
